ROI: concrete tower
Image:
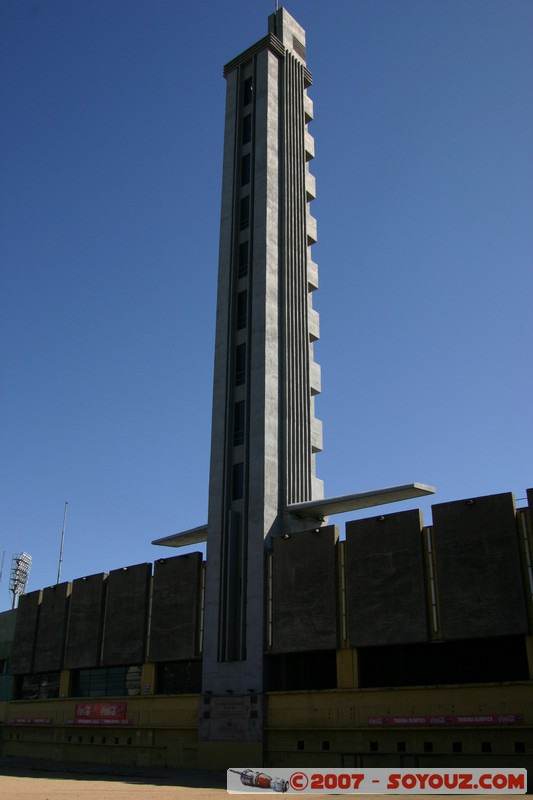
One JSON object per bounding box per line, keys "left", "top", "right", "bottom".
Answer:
{"left": 154, "top": 7, "right": 434, "bottom": 766}
{"left": 202, "top": 7, "right": 322, "bottom": 698}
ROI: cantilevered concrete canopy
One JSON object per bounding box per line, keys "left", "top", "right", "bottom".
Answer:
{"left": 287, "top": 482, "right": 436, "bottom": 520}
{"left": 152, "top": 484, "right": 435, "bottom": 548}
{"left": 152, "top": 524, "right": 207, "bottom": 548}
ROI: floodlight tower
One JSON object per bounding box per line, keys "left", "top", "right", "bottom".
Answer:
{"left": 9, "top": 552, "right": 32, "bottom": 609}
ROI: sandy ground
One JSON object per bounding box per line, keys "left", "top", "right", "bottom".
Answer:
{"left": 0, "top": 761, "right": 528, "bottom": 800}
{"left": 0, "top": 766, "right": 226, "bottom": 800}
{"left": 0, "top": 767, "right": 527, "bottom": 800}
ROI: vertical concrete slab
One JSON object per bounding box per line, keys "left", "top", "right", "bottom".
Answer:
{"left": 526, "top": 487, "right": 533, "bottom": 534}
{"left": 33, "top": 582, "right": 71, "bottom": 673}
{"left": 10, "top": 590, "right": 41, "bottom": 675}
{"left": 0, "top": 610, "right": 17, "bottom": 700}
{"left": 345, "top": 510, "right": 429, "bottom": 647}
{"left": 101, "top": 563, "right": 151, "bottom": 666}
{"left": 64, "top": 572, "right": 107, "bottom": 669}
{"left": 271, "top": 525, "right": 338, "bottom": 653}
{"left": 0, "top": 609, "right": 16, "bottom": 658}
{"left": 148, "top": 553, "right": 202, "bottom": 661}
{"left": 433, "top": 492, "right": 528, "bottom": 639}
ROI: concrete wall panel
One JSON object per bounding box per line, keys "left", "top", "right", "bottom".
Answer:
{"left": 0, "top": 609, "right": 16, "bottom": 659}
{"left": 148, "top": 553, "right": 202, "bottom": 662}
{"left": 271, "top": 525, "right": 338, "bottom": 653}
{"left": 433, "top": 492, "right": 528, "bottom": 639}
{"left": 33, "top": 582, "right": 71, "bottom": 673}
{"left": 102, "top": 563, "right": 151, "bottom": 666}
{"left": 345, "top": 510, "right": 428, "bottom": 647}
{"left": 527, "top": 487, "right": 533, "bottom": 527}
{"left": 64, "top": 573, "right": 107, "bottom": 669}
{"left": 10, "top": 591, "right": 41, "bottom": 675}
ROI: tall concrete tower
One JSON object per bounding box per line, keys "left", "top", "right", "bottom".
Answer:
{"left": 154, "top": 6, "right": 434, "bottom": 766}
{"left": 202, "top": 6, "right": 322, "bottom": 700}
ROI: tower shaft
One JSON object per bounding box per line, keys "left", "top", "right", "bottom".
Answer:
{"left": 202, "top": 9, "right": 322, "bottom": 698}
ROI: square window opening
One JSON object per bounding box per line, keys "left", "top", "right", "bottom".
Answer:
{"left": 236, "top": 291, "right": 247, "bottom": 330}
{"left": 240, "top": 196, "right": 250, "bottom": 230}
{"left": 238, "top": 241, "right": 249, "bottom": 278}
{"left": 243, "top": 115, "right": 252, "bottom": 144}
{"left": 243, "top": 77, "right": 253, "bottom": 106}
{"left": 235, "top": 344, "right": 246, "bottom": 385}
{"left": 241, "top": 154, "right": 251, "bottom": 186}
{"left": 232, "top": 463, "right": 244, "bottom": 500}
{"left": 233, "top": 401, "right": 245, "bottom": 446}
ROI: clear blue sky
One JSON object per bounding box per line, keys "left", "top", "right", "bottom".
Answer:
{"left": 1, "top": 0, "right": 532, "bottom": 610}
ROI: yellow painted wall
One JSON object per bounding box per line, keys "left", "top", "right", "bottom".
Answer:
{"left": 2, "top": 682, "right": 532, "bottom": 771}
{"left": 2, "top": 693, "right": 200, "bottom": 769}
{"left": 266, "top": 683, "right": 533, "bottom": 729}
{"left": 264, "top": 683, "right": 533, "bottom": 770}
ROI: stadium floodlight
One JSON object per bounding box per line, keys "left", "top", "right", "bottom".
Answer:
{"left": 9, "top": 552, "right": 32, "bottom": 609}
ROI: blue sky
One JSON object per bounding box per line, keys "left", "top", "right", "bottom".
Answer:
{"left": 1, "top": 0, "right": 532, "bottom": 610}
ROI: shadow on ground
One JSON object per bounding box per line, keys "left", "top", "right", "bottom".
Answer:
{"left": 0, "top": 756, "right": 227, "bottom": 789}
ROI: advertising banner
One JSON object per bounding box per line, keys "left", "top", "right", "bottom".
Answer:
{"left": 73, "top": 702, "right": 131, "bottom": 725}
{"left": 368, "top": 714, "right": 524, "bottom": 727}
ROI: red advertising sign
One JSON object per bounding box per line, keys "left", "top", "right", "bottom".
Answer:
{"left": 74, "top": 702, "right": 131, "bottom": 725}
{"left": 368, "top": 714, "right": 524, "bottom": 727}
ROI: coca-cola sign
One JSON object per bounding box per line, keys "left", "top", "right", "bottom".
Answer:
{"left": 74, "top": 702, "right": 131, "bottom": 725}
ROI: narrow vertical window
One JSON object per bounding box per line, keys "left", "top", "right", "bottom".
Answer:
{"left": 243, "top": 77, "right": 252, "bottom": 106}
{"left": 236, "top": 291, "right": 247, "bottom": 330}
{"left": 235, "top": 344, "right": 246, "bottom": 385}
{"left": 241, "top": 153, "right": 251, "bottom": 186}
{"left": 238, "top": 241, "right": 249, "bottom": 277}
{"left": 233, "top": 401, "right": 245, "bottom": 446}
{"left": 232, "top": 462, "right": 244, "bottom": 500}
{"left": 242, "top": 114, "right": 252, "bottom": 144}
{"left": 240, "top": 196, "right": 250, "bottom": 230}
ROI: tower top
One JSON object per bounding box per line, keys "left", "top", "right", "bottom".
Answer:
{"left": 223, "top": 7, "right": 311, "bottom": 81}
{"left": 268, "top": 7, "right": 307, "bottom": 64}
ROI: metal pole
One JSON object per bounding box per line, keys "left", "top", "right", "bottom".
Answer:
{"left": 57, "top": 501, "right": 68, "bottom": 584}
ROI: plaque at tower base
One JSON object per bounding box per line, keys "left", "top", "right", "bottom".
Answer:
{"left": 198, "top": 693, "right": 263, "bottom": 743}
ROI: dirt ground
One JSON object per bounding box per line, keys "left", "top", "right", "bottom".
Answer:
{"left": 0, "top": 766, "right": 227, "bottom": 800}
{"left": 0, "top": 761, "right": 528, "bottom": 800}
{"left": 0, "top": 766, "right": 528, "bottom": 800}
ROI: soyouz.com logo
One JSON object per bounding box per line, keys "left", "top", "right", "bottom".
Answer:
{"left": 227, "top": 768, "right": 527, "bottom": 794}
